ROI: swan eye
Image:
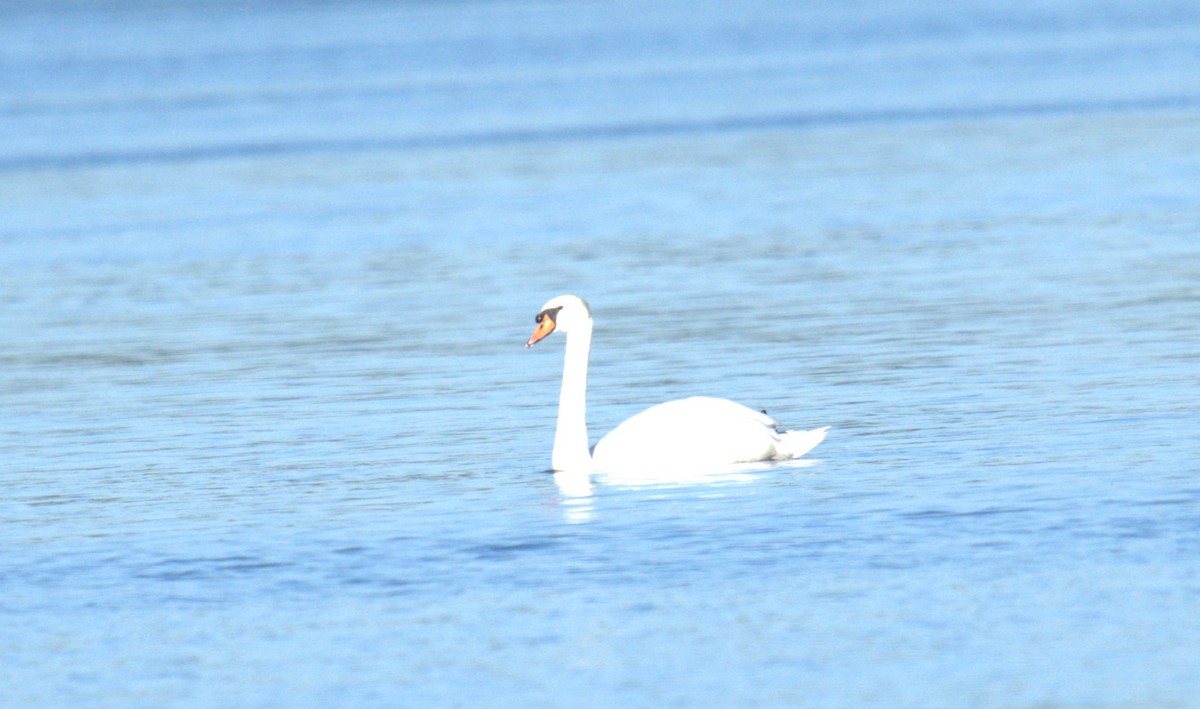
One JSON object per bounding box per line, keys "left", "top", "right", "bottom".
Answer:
{"left": 535, "top": 306, "right": 563, "bottom": 325}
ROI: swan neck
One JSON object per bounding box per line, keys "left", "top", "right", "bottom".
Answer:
{"left": 553, "top": 321, "right": 592, "bottom": 471}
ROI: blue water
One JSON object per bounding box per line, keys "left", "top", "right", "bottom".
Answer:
{"left": 3, "top": 1, "right": 1200, "bottom": 706}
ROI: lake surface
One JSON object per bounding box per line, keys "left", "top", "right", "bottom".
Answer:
{"left": 3, "top": 1, "right": 1199, "bottom": 706}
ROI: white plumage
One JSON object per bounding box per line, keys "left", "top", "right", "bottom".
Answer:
{"left": 527, "top": 294, "right": 828, "bottom": 474}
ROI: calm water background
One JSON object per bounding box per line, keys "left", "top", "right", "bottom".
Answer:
{"left": 3, "top": 1, "right": 1200, "bottom": 706}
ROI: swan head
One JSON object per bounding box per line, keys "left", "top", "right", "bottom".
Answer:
{"left": 526, "top": 294, "right": 592, "bottom": 347}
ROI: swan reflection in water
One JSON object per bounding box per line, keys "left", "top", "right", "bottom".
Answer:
{"left": 527, "top": 293, "right": 828, "bottom": 524}
{"left": 552, "top": 459, "right": 821, "bottom": 524}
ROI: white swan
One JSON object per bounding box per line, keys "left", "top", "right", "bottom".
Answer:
{"left": 526, "top": 294, "right": 829, "bottom": 473}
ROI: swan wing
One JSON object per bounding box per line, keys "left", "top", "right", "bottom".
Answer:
{"left": 592, "top": 396, "right": 806, "bottom": 472}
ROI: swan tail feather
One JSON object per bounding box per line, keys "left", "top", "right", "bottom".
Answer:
{"left": 777, "top": 426, "right": 830, "bottom": 459}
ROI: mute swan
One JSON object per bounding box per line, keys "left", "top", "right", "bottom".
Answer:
{"left": 526, "top": 294, "right": 829, "bottom": 473}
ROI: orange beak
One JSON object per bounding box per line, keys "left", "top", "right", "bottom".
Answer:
{"left": 526, "top": 316, "right": 556, "bottom": 347}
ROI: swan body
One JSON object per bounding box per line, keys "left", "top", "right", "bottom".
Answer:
{"left": 592, "top": 396, "right": 824, "bottom": 471}
{"left": 527, "top": 294, "right": 828, "bottom": 474}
